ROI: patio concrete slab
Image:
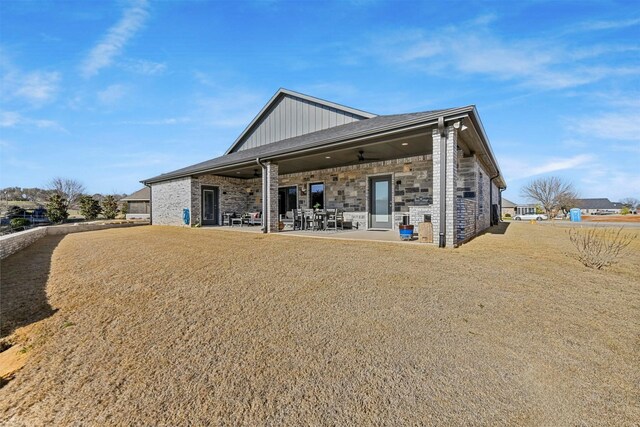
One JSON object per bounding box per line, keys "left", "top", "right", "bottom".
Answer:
{"left": 208, "top": 225, "right": 426, "bottom": 245}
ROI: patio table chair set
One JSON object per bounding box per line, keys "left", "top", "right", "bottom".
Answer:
{"left": 223, "top": 211, "right": 262, "bottom": 227}
{"left": 281, "top": 208, "right": 351, "bottom": 231}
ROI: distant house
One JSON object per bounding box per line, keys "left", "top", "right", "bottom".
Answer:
{"left": 141, "top": 88, "right": 507, "bottom": 247}
{"left": 501, "top": 198, "right": 517, "bottom": 217}
{"left": 575, "top": 198, "right": 622, "bottom": 215}
{"left": 120, "top": 187, "right": 150, "bottom": 219}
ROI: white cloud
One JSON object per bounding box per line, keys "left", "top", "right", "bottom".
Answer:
{"left": 80, "top": 0, "right": 149, "bottom": 78}
{"left": 0, "top": 111, "right": 67, "bottom": 132}
{"left": 572, "top": 112, "right": 640, "bottom": 142}
{"left": 121, "top": 59, "right": 166, "bottom": 75}
{"left": 97, "top": 84, "right": 127, "bottom": 105}
{"left": 364, "top": 16, "right": 639, "bottom": 90}
{"left": 120, "top": 117, "right": 192, "bottom": 125}
{"left": 501, "top": 153, "right": 594, "bottom": 181}
{"left": 1, "top": 68, "right": 60, "bottom": 106}
{"left": 570, "top": 17, "right": 640, "bottom": 32}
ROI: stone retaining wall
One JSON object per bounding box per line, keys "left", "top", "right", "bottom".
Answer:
{"left": 0, "top": 222, "right": 145, "bottom": 260}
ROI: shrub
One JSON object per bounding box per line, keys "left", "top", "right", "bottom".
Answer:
{"left": 568, "top": 227, "right": 636, "bottom": 270}
{"left": 10, "top": 218, "right": 31, "bottom": 229}
{"left": 620, "top": 206, "right": 630, "bottom": 215}
{"left": 46, "top": 194, "right": 69, "bottom": 223}
{"left": 79, "top": 195, "right": 102, "bottom": 220}
{"left": 102, "top": 195, "right": 119, "bottom": 219}
{"left": 119, "top": 201, "right": 128, "bottom": 218}
{"left": 504, "top": 213, "right": 511, "bottom": 218}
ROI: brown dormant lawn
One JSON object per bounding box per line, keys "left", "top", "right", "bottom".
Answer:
{"left": 1, "top": 223, "right": 639, "bottom": 425}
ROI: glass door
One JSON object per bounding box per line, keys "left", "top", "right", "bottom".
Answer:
{"left": 201, "top": 186, "right": 219, "bottom": 225}
{"left": 370, "top": 176, "right": 392, "bottom": 228}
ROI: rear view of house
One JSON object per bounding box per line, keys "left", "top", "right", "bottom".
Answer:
{"left": 142, "top": 89, "right": 506, "bottom": 247}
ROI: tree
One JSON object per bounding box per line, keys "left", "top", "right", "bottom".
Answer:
{"left": 48, "top": 177, "right": 86, "bottom": 209}
{"left": 621, "top": 197, "right": 639, "bottom": 212}
{"left": 521, "top": 176, "right": 578, "bottom": 219}
{"left": 120, "top": 201, "right": 128, "bottom": 218}
{"left": 46, "top": 194, "right": 69, "bottom": 223}
{"left": 78, "top": 195, "right": 102, "bottom": 220}
{"left": 101, "top": 195, "right": 119, "bottom": 219}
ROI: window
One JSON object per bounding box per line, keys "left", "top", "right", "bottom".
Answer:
{"left": 278, "top": 186, "right": 297, "bottom": 216}
{"left": 309, "top": 182, "right": 324, "bottom": 209}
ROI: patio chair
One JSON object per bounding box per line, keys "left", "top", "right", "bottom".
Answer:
{"left": 280, "top": 211, "right": 295, "bottom": 229}
{"left": 292, "top": 209, "right": 303, "bottom": 230}
{"left": 302, "top": 209, "right": 314, "bottom": 230}
{"left": 248, "top": 212, "right": 262, "bottom": 226}
{"left": 326, "top": 209, "right": 344, "bottom": 230}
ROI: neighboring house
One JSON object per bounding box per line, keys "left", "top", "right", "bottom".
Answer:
{"left": 501, "top": 198, "right": 517, "bottom": 217}
{"left": 142, "top": 88, "right": 506, "bottom": 247}
{"left": 120, "top": 187, "right": 150, "bottom": 219}
{"left": 575, "top": 198, "right": 622, "bottom": 215}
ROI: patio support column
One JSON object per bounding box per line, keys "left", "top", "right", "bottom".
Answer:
{"left": 432, "top": 124, "right": 458, "bottom": 247}
{"left": 263, "top": 161, "right": 279, "bottom": 233}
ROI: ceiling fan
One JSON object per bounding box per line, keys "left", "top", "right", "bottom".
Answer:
{"left": 357, "top": 150, "right": 381, "bottom": 162}
{"left": 253, "top": 169, "right": 260, "bottom": 177}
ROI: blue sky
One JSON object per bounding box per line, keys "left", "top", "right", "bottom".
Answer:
{"left": 1, "top": 0, "right": 638, "bottom": 202}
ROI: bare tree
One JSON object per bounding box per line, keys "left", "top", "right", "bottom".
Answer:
{"left": 521, "top": 176, "right": 578, "bottom": 219}
{"left": 48, "top": 177, "right": 86, "bottom": 209}
{"left": 621, "top": 197, "right": 639, "bottom": 211}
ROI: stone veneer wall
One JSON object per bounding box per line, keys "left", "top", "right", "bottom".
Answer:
{"left": 0, "top": 222, "right": 145, "bottom": 260}
{"left": 151, "top": 177, "right": 192, "bottom": 226}
{"left": 191, "top": 175, "right": 251, "bottom": 225}
{"left": 0, "top": 227, "right": 47, "bottom": 259}
{"left": 277, "top": 154, "right": 433, "bottom": 229}
{"left": 455, "top": 154, "right": 499, "bottom": 243}
{"left": 456, "top": 197, "right": 477, "bottom": 243}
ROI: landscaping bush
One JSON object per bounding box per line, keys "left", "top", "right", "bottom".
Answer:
{"left": 504, "top": 213, "right": 511, "bottom": 218}
{"left": 568, "top": 227, "right": 636, "bottom": 270}
{"left": 10, "top": 218, "right": 31, "bottom": 230}
{"left": 101, "top": 195, "right": 119, "bottom": 219}
{"left": 120, "top": 202, "right": 128, "bottom": 218}
{"left": 46, "top": 194, "right": 69, "bottom": 223}
{"left": 79, "top": 195, "right": 102, "bottom": 220}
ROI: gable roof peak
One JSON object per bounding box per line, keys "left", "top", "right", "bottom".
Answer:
{"left": 225, "top": 88, "right": 377, "bottom": 154}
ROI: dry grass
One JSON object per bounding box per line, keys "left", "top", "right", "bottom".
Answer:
{"left": 582, "top": 214, "right": 640, "bottom": 223}
{"left": 1, "top": 223, "right": 639, "bottom": 425}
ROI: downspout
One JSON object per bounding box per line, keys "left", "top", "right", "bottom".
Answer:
{"left": 256, "top": 158, "right": 268, "bottom": 233}
{"left": 438, "top": 117, "right": 446, "bottom": 248}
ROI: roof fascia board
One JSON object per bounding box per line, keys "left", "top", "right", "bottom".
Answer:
{"left": 224, "top": 88, "right": 377, "bottom": 155}
{"left": 142, "top": 106, "right": 478, "bottom": 184}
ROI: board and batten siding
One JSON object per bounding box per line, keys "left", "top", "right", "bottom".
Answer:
{"left": 231, "top": 94, "right": 367, "bottom": 152}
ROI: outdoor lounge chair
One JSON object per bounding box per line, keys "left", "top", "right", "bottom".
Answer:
{"left": 248, "top": 212, "right": 262, "bottom": 226}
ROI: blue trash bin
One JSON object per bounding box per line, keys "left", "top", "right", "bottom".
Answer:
{"left": 183, "top": 208, "right": 190, "bottom": 225}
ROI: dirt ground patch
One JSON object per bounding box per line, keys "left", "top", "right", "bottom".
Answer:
{"left": 1, "top": 224, "right": 639, "bottom": 425}
{"left": 581, "top": 214, "right": 640, "bottom": 223}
